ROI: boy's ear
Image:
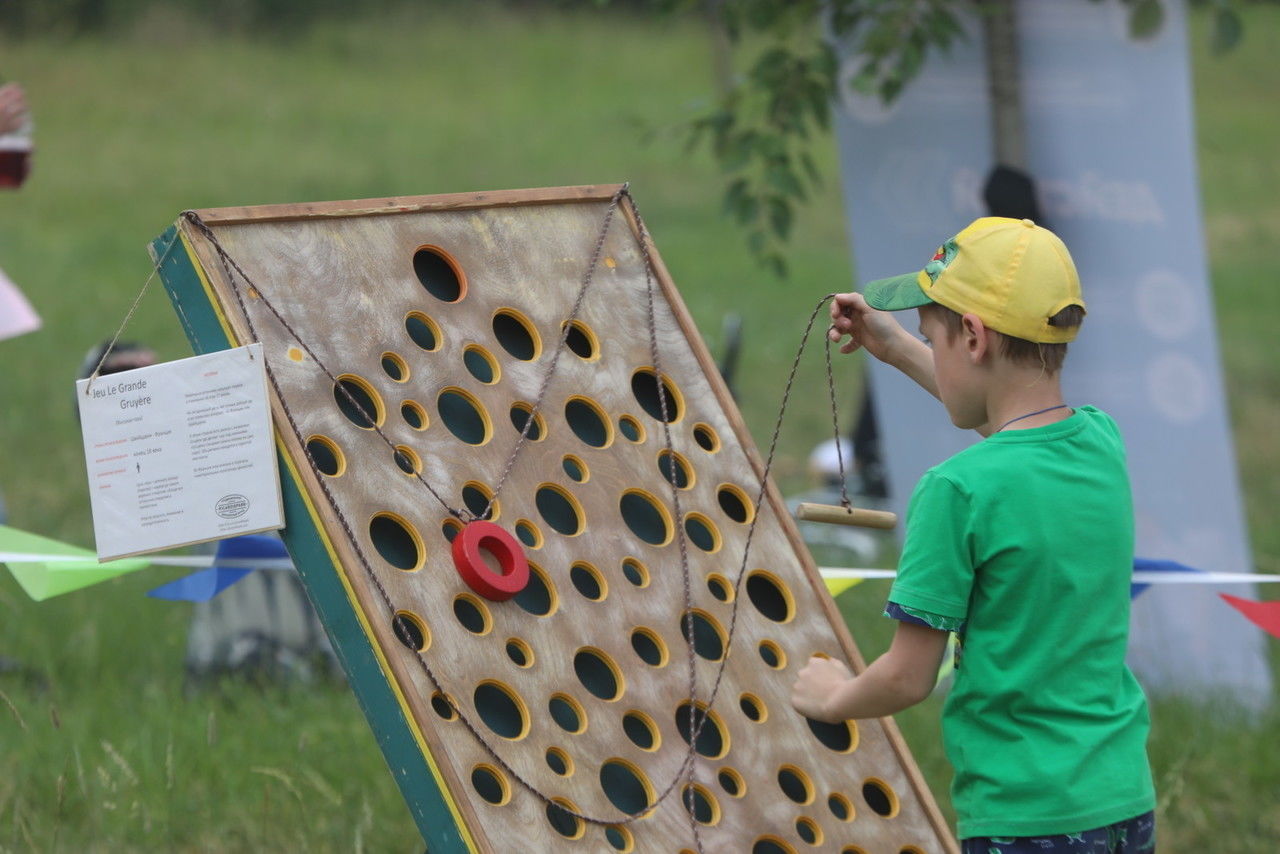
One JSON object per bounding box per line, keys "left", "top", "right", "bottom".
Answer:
{"left": 960, "top": 313, "right": 990, "bottom": 363}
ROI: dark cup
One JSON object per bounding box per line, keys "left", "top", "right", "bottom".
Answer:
{"left": 0, "top": 148, "right": 31, "bottom": 188}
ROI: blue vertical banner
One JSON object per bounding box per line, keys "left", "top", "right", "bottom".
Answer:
{"left": 833, "top": 1, "right": 1270, "bottom": 707}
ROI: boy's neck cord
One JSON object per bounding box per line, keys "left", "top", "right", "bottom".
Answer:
{"left": 994, "top": 403, "right": 1070, "bottom": 433}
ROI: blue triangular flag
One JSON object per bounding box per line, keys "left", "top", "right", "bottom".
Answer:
{"left": 1130, "top": 557, "right": 1200, "bottom": 599}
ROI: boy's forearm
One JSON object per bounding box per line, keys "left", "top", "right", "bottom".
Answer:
{"left": 822, "top": 655, "right": 931, "bottom": 720}
{"left": 884, "top": 334, "right": 938, "bottom": 399}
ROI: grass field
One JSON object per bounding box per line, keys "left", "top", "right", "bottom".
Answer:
{"left": 0, "top": 4, "right": 1277, "bottom": 852}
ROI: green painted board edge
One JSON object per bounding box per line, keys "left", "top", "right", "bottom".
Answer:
{"left": 150, "top": 224, "right": 466, "bottom": 853}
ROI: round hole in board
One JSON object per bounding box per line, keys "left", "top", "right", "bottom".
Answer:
{"left": 739, "top": 693, "right": 767, "bottom": 723}
{"left": 565, "top": 396, "right": 612, "bottom": 449}
{"left": 681, "top": 783, "right": 720, "bottom": 826}
{"left": 656, "top": 449, "right": 693, "bottom": 489}
{"left": 622, "top": 710, "right": 660, "bottom": 751}
{"left": 562, "top": 319, "right": 598, "bottom": 360}
{"left": 899, "top": 848, "right": 926, "bottom": 854}
{"left": 405, "top": 311, "right": 441, "bottom": 351}
{"left": 545, "top": 746, "right": 573, "bottom": 776}
{"left": 413, "top": 245, "right": 465, "bottom": 303}
{"left": 513, "top": 561, "right": 557, "bottom": 617}
{"left": 674, "top": 701, "right": 728, "bottom": 759}
{"left": 679, "top": 609, "right": 726, "bottom": 662}
{"left": 437, "top": 387, "right": 491, "bottom": 446}
{"left": 758, "top": 639, "right": 786, "bottom": 669}
{"left": 796, "top": 816, "right": 822, "bottom": 846}
{"left": 692, "top": 422, "right": 720, "bottom": 452}
{"left": 381, "top": 351, "right": 409, "bottom": 382}
{"left": 807, "top": 717, "right": 859, "bottom": 754}
{"left": 472, "top": 680, "right": 528, "bottom": 740}
{"left": 717, "top": 484, "right": 754, "bottom": 524}
{"left": 630, "top": 368, "right": 683, "bottom": 423}
{"left": 861, "top": 778, "right": 899, "bottom": 818}
{"left": 369, "top": 513, "right": 422, "bottom": 571}
{"left": 683, "top": 513, "right": 721, "bottom": 553}
{"left": 535, "top": 484, "right": 584, "bottom": 536}
{"left": 561, "top": 454, "right": 588, "bottom": 483}
{"left": 619, "top": 489, "right": 671, "bottom": 546}
{"left": 393, "top": 445, "right": 421, "bottom": 475}
{"left": 548, "top": 693, "right": 586, "bottom": 734}
{"left": 573, "top": 647, "right": 623, "bottom": 702}
{"left": 618, "top": 414, "right": 644, "bottom": 443}
{"left": 441, "top": 517, "right": 462, "bottom": 544}
{"left": 604, "top": 824, "right": 634, "bottom": 852}
{"left": 841, "top": 848, "right": 869, "bottom": 854}
{"left": 334, "top": 374, "right": 383, "bottom": 430}
{"left": 515, "top": 519, "right": 542, "bottom": 549}
{"left": 570, "top": 562, "right": 606, "bottom": 602}
{"left": 717, "top": 766, "right": 746, "bottom": 798}
{"left": 827, "top": 792, "right": 854, "bottom": 822}
{"left": 391, "top": 611, "right": 429, "bottom": 651}
{"left": 621, "top": 557, "right": 649, "bottom": 588}
{"left": 599, "top": 759, "right": 654, "bottom": 815}
{"left": 746, "top": 570, "right": 794, "bottom": 623}
{"left": 493, "top": 308, "right": 541, "bottom": 361}
{"left": 752, "top": 837, "right": 798, "bottom": 854}
{"left": 470, "top": 764, "right": 510, "bottom": 806}
{"left": 400, "top": 400, "right": 428, "bottom": 430}
{"left": 453, "top": 593, "right": 492, "bottom": 635}
{"left": 505, "top": 637, "right": 534, "bottom": 668}
{"left": 545, "top": 798, "right": 584, "bottom": 839}
{"left": 463, "top": 344, "right": 500, "bottom": 385}
{"left": 706, "top": 573, "right": 733, "bottom": 603}
{"left": 430, "top": 691, "right": 457, "bottom": 720}
{"left": 778, "top": 765, "right": 814, "bottom": 805}
{"left": 629, "top": 627, "right": 668, "bottom": 668}
{"left": 461, "top": 481, "right": 496, "bottom": 521}
{"left": 509, "top": 402, "right": 546, "bottom": 441}
{"left": 305, "top": 435, "right": 344, "bottom": 477}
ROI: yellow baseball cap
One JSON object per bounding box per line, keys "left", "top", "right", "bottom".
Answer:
{"left": 862, "top": 217, "right": 1086, "bottom": 343}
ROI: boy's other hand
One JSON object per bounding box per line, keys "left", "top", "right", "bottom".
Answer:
{"left": 828, "top": 292, "right": 908, "bottom": 362}
{"left": 0, "top": 84, "right": 28, "bottom": 135}
{"left": 791, "top": 655, "right": 854, "bottom": 723}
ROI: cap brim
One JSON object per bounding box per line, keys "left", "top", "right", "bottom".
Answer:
{"left": 862, "top": 271, "right": 934, "bottom": 311}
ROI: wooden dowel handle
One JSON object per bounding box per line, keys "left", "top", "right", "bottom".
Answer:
{"left": 795, "top": 502, "right": 898, "bottom": 530}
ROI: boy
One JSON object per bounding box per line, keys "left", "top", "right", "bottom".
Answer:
{"left": 791, "top": 217, "right": 1155, "bottom": 853}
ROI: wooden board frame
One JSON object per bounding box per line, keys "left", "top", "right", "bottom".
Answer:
{"left": 151, "top": 184, "right": 958, "bottom": 854}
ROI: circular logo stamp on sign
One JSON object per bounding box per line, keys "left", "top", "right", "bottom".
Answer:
{"left": 215, "top": 494, "right": 250, "bottom": 519}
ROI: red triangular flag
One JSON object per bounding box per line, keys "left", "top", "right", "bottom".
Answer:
{"left": 1220, "top": 593, "right": 1280, "bottom": 640}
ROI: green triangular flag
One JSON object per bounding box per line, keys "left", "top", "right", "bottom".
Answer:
{"left": 0, "top": 525, "right": 150, "bottom": 601}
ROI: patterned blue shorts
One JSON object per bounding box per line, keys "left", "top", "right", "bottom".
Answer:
{"left": 961, "top": 811, "right": 1155, "bottom": 854}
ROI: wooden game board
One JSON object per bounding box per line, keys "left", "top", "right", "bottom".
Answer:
{"left": 151, "top": 184, "right": 957, "bottom": 854}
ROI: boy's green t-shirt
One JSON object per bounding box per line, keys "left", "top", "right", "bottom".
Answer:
{"left": 888, "top": 406, "right": 1155, "bottom": 839}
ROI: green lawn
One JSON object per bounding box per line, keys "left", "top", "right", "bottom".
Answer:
{"left": 0, "top": 4, "right": 1276, "bottom": 852}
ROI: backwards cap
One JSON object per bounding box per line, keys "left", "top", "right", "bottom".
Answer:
{"left": 862, "top": 217, "right": 1085, "bottom": 343}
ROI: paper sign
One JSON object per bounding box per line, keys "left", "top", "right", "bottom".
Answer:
{"left": 75, "top": 344, "right": 283, "bottom": 560}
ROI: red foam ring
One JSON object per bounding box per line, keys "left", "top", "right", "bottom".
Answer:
{"left": 451, "top": 520, "right": 530, "bottom": 601}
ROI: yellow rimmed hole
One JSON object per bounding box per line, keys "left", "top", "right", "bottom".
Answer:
{"left": 546, "top": 797, "right": 585, "bottom": 839}
{"left": 604, "top": 823, "right": 634, "bottom": 852}
{"left": 437, "top": 386, "right": 491, "bottom": 446}
{"left": 380, "top": 350, "right": 409, "bottom": 383}
{"left": 621, "top": 557, "right": 650, "bottom": 588}
{"left": 716, "top": 483, "right": 755, "bottom": 524}
{"left": 706, "top": 572, "right": 734, "bottom": 603}
{"left": 827, "top": 792, "right": 854, "bottom": 822}
{"left": 675, "top": 701, "right": 729, "bottom": 759}
{"left": 535, "top": 483, "right": 584, "bottom": 537}
{"left": 630, "top": 367, "right": 684, "bottom": 424}
{"left": 369, "top": 512, "right": 423, "bottom": 572}
{"left": 778, "top": 765, "right": 815, "bottom": 805}
{"left": 441, "top": 517, "right": 463, "bottom": 544}
{"left": 752, "top": 836, "right": 797, "bottom": 854}
{"left": 759, "top": 639, "right": 787, "bottom": 669}
{"left": 682, "top": 782, "right": 721, "bottom": 826}
{"left": 570, "top": 561, "right": 607, "bottom": 602}
{"left": 504, "top": 637, "right": 534, "bottom": 669}
{"left": 430, "top": 691, "right": 457, "bottom": 720}
{"left": 629, "top": 627, "right": 668, "bottom": 668}
{"left": 600, "top": 758, "right": 655, "bottom": 816}
{"left": 746, "top": 569, "right": 795, "bottom": 623}
{"left": 453, "top": 593, "right": 492, "bottom": 636}
{"left": 562, "top": 318, "right": 599, "bottom": 361}
{"left": 621, "top": 709, "right": 661, "bottom": 752}
{"left": 462, "top": 343, "right": 500, "bottom": 385}
{"left": 738, "top": 692, "right": 767, "bottom": 723}
{"left": 680, "top": 608, "right": 727, "bottom": 662}
{"left": 565, "top": 395, "right": 613, "bottom": 449}
{"left": 573, "top": 646, "right": 624, "bottom": 702}
{"left": 618, "top": 414, "right": 645, "bottom": 443}
{"left": 861, "top": 778, "right": 900, "bottom": 818}
{"left": 545, "top": 745, "right": 573, "bottom": 776}
{"left": 515, "top": 518, "right": 543, "bottom": 549}
{"left": 470, "top": 764, "right": 510, "bottom": 806}
{"left": 334, "top": 373, "right": 384, "bottom": 429}
{"left": 413, "top": 244, "right": 466, "bottom": 303}
{"left": 405, "top": 310, "right": 442, "bottom": 351}
{"left": 795, "top": 816, "right": 823, "bottom": 846}
{"left": 692, "top": 422, "right": 720, "bottom": 452}
{"left": 508, "top": 401, "right": 547, "bottom": 441}
{"left": 393, "top": 444, "right": 421, "bottom": 476}
{"left": 472, "top": 679, "right": 529, "bottom": 741}
{"left": 561, "top": 453, "right": 589, "bottom": 483}
{"left": 305, "top": 434, "right": 345, "bottom": 477}
{"left": 461, "top": 480, "right": 498, "bottom": 521}
{"left": 683, "top": 512, "right": 721, "bottom": 554}
{"left": 400, "top": 399, "right": 428, "bottom": 430}
{"left": 548, "top": 692, "right": 587, "bottom": 734}
{"left": 514, "top": 560, "right": 558, "bottom": 617}
{"left": 657, "top": 449, "right": 694, "bottom": 489}
{"left": 493, "top": 307, "right": 541, "bottom": 361}
{"left": 717, "top": 766, "right": 746, "bottom": 798}
{"left": 806, "top": 716, "right": 859, "bottom": 754}
{"left": 391, "top": 610, "right": 429, "bottom": 652}
{"left": 619, "top": 488, "right": 672, "bottom": 546}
